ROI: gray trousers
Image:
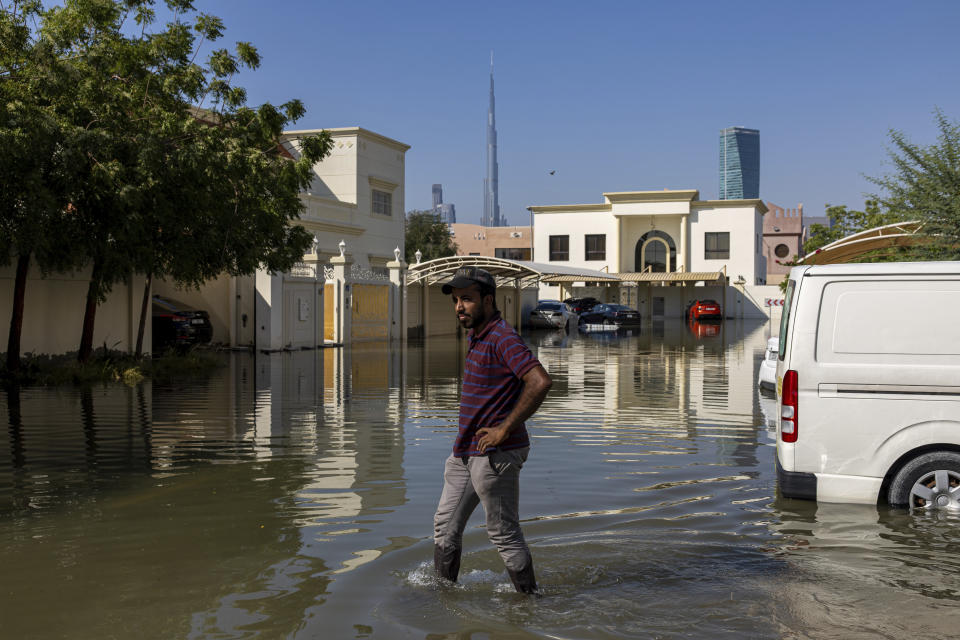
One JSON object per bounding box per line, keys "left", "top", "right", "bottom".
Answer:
{"left": 433, "top": 447, "right": 532, "bottom": 572}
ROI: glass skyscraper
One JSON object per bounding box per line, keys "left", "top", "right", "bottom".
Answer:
{"left": 719, "top": 127, "right": 760, "bottom": 200}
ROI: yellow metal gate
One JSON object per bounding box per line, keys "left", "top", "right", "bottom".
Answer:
{"left": 351, "top": 283, "right": 390, "bottom": 340}
{"left": 324, "top": 283, "right": 335, "bottom": 341}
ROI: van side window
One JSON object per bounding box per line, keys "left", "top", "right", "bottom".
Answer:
{"left": 778, "top": 279, "right": 795, "bottom": 360}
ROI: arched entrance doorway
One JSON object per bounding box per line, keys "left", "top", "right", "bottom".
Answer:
{"left": 635, "top": 231, "right": 677, "bottom": 272}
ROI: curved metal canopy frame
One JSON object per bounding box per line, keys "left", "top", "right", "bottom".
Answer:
{"left": 406, "top": 255, "right": 618, "bottom": 289}
{"left": 797, "top": 220, "right": 924, "bottom": 265}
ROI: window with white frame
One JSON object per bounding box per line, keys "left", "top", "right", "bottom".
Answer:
{"left": 372, "top": 189, "right": 392, "bottom": 216}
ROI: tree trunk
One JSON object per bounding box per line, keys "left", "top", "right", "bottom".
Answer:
{"left": 5, "top": 253, "right": 31, "bottom": 373}
{"left": 78, "top": 260, "right": 103, "bottom": 363}
{"left": 135, "top": 272, "right": 152, "bottom": 359}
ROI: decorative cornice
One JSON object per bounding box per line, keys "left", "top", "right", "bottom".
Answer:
{"left": 302, "top": 194, "right": 358, "bottom": 210}
{"left": 603, "top": 190, "right": 700, "bottom": 203}
{"left": 368, "top": 175, "right": 399, "bottom": 192}
{"left": 283, "top": 127, "right": 411, "bottom": 152}
{"left": 693, "top": 199, "right": 769, "bottom": 214}
{"left": 527, "top": 204, "right": 613, "bottom": 213}
{"left": 301, "top": 220, "right": 365, "bottom": 236}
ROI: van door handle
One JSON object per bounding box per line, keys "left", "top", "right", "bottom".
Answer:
{"left": 818, "top": 384, "right": 838, "bottom": 398}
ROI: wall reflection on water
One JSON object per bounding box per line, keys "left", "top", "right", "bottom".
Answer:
{"left": 531, "top": 319, "right": 771, "bottom": 472}
{"left": 0, "top": 345, "right": 413, "bottom": 639}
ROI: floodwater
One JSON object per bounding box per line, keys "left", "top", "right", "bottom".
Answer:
{"left": 2, "top": 321, "right": 960, "bottom": 639}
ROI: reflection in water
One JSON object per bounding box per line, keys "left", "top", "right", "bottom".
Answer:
{"left": 770, "top": 501, "right": 960, "bottom": 637}
{"left": 1, "top": 321, "right": 958, "bottom": 638}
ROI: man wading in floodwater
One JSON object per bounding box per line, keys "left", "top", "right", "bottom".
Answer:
{"left": 433, "top": 267, "right": 552, "bottom": 594}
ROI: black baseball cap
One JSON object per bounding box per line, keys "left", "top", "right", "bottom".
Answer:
{"left": 441, "top": 267, "right": 496, "bottom": 295}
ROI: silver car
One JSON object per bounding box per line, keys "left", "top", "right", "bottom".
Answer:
{"left": 529, "top": 300, "right": 573, "bottom": 330}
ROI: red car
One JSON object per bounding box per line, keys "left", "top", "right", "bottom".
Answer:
{"left": 687, "top": 299, "right": 722, "bottom": 323}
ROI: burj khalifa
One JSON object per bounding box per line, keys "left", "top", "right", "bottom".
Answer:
{"left": 482, "top": 53, "right": 501, "bottom": 227}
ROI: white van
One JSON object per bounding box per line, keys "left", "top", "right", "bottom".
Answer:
{"left": 776, "top": 262, "right": 960, "bottom": 509}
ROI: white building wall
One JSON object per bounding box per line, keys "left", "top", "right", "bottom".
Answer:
{"left": 755, "top": 208, "right": 768, "bottom": 284}
{"left": 533, "top": 209, "right": 617, "bottom": 269}
{"left": 0, "top": 263, "right": 147, "bottom": 356}
{"left": 688, "top": 204, "right": 761, "bottom": 284}
{"left": 355, "top": 136, "right": 406, "bottom": 269}
{"left": 618, "top": 216, "right": 685, "bottom": 272}
{"left": 289, "top": 129, "right": 407, "bottom": 271}
{"left": 303, "top": 133, "right": 359, "bottom": 204}
{"left": 606, "top": 200, "right": 691, "bottom": 215}
{"left": 534, "top": 209, "right": 617, "bottom": 301}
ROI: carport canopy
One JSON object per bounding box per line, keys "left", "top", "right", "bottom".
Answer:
{"left": 797, "top": 220, "right": 924, "bottom": 265}
{"left": 406, "top": 255, "right": 619, "bottom": 289}
{"left": 614, "top": 271, "right": 725, "bottom": 284}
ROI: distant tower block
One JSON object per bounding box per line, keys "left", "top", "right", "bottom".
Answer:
{"left": 719, "top": 127, "right": 760, "bottom": 199}
{"left": 439, "top": 203, "right": 456, "bottom": 224}
{"left": 431, "top": 184, "right": 456, "bottom": 224}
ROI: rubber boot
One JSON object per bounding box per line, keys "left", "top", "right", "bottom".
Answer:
{"left": 434, "top": 545, "right": 461, "bottom": 583}
{"left": 507, "top": 561, "right": 538, "bottom": 594}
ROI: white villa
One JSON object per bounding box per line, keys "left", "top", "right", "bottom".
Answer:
{"left": 284, "top": 127, "right": 409, "bottom": 272}
{"left": 529, "top": 189, "right": 769, "bottom": 318}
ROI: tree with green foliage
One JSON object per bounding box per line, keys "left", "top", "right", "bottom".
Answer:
{"left": 803, "top": 201, "right": 909, "bottom": 255}
{"left": 868, "top": 109, "right": 960, "bottom": 260}
{"left": 1, "top": 0, "right": 331, "bottom": 365}
{"left": 405, "top": 210, "right": 457, "bottom": 263}
{"left": 0, "top": 1, "right": 86, "bottom": 372}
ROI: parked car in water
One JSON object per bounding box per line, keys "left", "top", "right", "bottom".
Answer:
{"left": 152, "top": 295, "right": 213, "bottom": 351}
{"left": 563, "top": 297, "right": 600, "bottom": 315}
{"left": 776, "top": 262, "right": 960, "bottom": 510}
{"left": 687, "top": 299, "right": 723, "bottom": 322}
{"left": 578, "top": 303, "right": 641, "bottom": 328}
{"left": 757, "top": 336, "right": 778, "bottom": 391}
{"left": 529, "top": 300, "right": 574, "bottom": 330}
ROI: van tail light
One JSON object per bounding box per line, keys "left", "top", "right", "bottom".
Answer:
{"left": 781, "top": 369, "right": 798, "bottom": 443}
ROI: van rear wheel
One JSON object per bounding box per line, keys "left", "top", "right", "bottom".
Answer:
{"left": 888, "top": 452, "right": 960, "bottom": 510}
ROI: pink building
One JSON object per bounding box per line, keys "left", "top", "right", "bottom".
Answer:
{"left": 450, "top": 224, "right": 532, "bottom": 260}
{"left": 763, "top": 202, "right": 804, "bottom": 285}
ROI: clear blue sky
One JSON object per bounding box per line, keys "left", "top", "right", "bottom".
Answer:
{"left": 187, "top": 0, "right": 960, "bottom": 223}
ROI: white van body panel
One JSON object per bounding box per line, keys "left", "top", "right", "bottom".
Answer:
{"left": 872, "top": 419, "right": 960, "bottom": 473}
{"left": 814, "top": 473, "right": 883, "bottom": 504}
{"left": 775, "top": 262, "right": 960, "bottom": 505}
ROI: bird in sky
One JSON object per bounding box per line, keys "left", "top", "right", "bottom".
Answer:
{"left": 549, "top": 170, "right": 556, "bottom": 175}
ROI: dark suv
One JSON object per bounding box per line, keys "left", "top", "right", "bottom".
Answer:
{"left": 152, "top": 295, "right": 213, "bottom": 351}
{"left": 562, "top": 297, "right": 600, "bottom": 314}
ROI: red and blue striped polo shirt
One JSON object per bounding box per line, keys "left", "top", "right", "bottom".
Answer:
{"left": 454, "top": 312, "right": 541, "bottom": 456}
